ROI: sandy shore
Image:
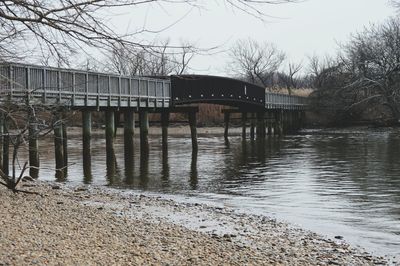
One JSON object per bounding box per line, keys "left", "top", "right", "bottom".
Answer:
{"left": 0, "top": 181, "right": 388, "bottom": 265}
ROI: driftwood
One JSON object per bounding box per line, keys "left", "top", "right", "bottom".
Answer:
{"left": 0, "top": 162, "right": 40, "bottom": 195}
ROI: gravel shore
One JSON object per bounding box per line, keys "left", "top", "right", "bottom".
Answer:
{"left": 0, "top": 181, "right": 388, "bottom": 265}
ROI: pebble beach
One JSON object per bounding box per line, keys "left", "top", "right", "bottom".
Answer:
{"left": 0, "top": 181, "right": 389, "bottom": 265}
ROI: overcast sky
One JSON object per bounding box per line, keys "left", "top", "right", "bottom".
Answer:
{"left": 109, "top": 0, "right": 395, "bottom": 75}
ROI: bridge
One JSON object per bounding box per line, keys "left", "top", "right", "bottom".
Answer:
{"left": 0, "top": 62, "right": 308, "bottom": 179}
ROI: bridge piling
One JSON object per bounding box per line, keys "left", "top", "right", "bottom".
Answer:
{"left": 124, "top": 110, "right": 135, "bottom": 155}
{"left": 161, "top": 111, "right": 169, "bottom": 150}
{"left": 297, "top": 111, "right": 302, "bottom": 130}
{"left": 0, "top": 115, "right": 3, "bottom": 172}
{"left": 105, "top": 110, "right": 117, "bottom": 180}
{"left": 188, "top": 111, "right": 198, "bottom": 150}
{"left": 256, "top": 112, "right": 266, "bottom": 139}
{"left": 224, "top": 112, "right": 230, "bottom": 139}
{"left": 139, "top": 111, "right": 149, "bottom": 152}
{"left": 82, "top": 111, "right": 92, "bottom": 179}
{"left": 274, "top": 110, "right": 283, "bottom": 136}
{"left": 282, "top": 111, "right": 288, "bottom": 134}
{"left": 241, "top": 112, "right": 247, "bottom": 139}
{"left": 267, "top": 112, "right": 273, "bottom": 136}
{"left": 54, "top": 114, "right": 65, "bottom": 179}
{"left": 106, "top": 110, "right": 115, "bottom": 151}
{"left": 62, "top": 118, "right": 68, "bottom": 174}
{"left": 2, "top": 132, "right": 9, "bottom": 176}
{"left": 250, "top": 113, "right": 255, "bottom": 140}
{"left": 28, "top": 120, "right": 39, "bottom": 179}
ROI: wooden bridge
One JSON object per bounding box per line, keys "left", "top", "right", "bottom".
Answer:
{"left": 0, "top": 62, "right": 308, "bottom": 179}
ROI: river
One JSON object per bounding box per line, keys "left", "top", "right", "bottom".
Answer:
{"left": 19, "top": 126, "right": 400, "bottom": 260}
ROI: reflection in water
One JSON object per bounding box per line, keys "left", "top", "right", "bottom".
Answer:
{"left": 55, "top": 169, "right": 65, "bottom": 182}
{"left": 83, "top": 148, "right": 92, "bottom": 184}
{"left": 161, "top": 145, "right": 170, "bottom": 186}
{"left": 25, "top": 128, "right": 400, "bottom": 259}
{"left": 124, "top": 145, "right": 135, "bottom": 185}
{"left": 139, "top": 147, "right": 149, "bottom": 189}
{"left": 106, "top": 148, "right": 120, "bottom": 185}
{"left": 190, "top": 149, "right": 198, "bottom": 190}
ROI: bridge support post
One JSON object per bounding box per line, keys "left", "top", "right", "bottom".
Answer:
{"left": 267, "top": 112, "right": 273, "bottom": 136}
{"left": 241, "top": 112, "right": 247, "bottom": 139}
{"left": 0, "top": 114, "right": 10, "bottom": 175}
{"left": 105, "top": 110, "right": 116, "bottom": 154}
{"left": 54, "top": 113, "right": 65, "bottom": 179}
{"left": 300, "top": 110, "right": 306, "bottom": 129}
{"left": 274, "top": 110, "right": 283, "bottom": 136}
{"left": 2, "top": 130, "right": 9, "bottom": 176}
{"left": 296, "top": 111, "right": 302, "bottom": 131}
{"left": 256, "top": 112, "right": 266, "bottom": 139}
{"left": 114, "top": 111, "right": 120, "bottom": 139}
{"left": 62, "top": 117, "right": 68, "bottom": 174}
{"left": 188, "top": 111, "right": 198, "bottom": 150}
{"left": 139, "top": 110, "right": 149, "bottom": 151}
{"left": 0, "top": 116, "right": 3, "bottom": 172}
{"left": 291, "top": 111, "right": 296, "bottom": 131}
{"left": 29, "top": 121, "right": 39, "bottom": 179}
{"left": 282, "top": 111, "right": 287, "bottom": 134}
{"left": 283, "top": 111, "right": 288, "bottom": 134}
{"left": 224, "top": 112, "right": 230, "bottom": 140}
{"left": 161, "top": 111, "right": 169, "bottom": 150}
{"left": 124, "top": 109, "right": 135, "bottom": 155}
{"left": 105, "top": 110, "right": 116, "bottom": 178}
{"left": 82, "top": 110, "right": 92, "bottom": 180}
{"left": 250, "top": 113, "right": 256, "bottom": 140}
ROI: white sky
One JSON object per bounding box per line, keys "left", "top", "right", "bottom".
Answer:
{"left": 107, "top": 0, "right": 395, "bottom": 75}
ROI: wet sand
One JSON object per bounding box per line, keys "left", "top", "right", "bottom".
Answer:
{"left": 0, "top": 181, "right": 388, "bottom": 265}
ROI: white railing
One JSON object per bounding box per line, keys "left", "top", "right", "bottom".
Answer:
{"left": 265, "top": 92, "right": 308, "bottom": 110}
{"left": 0, "top": 63, "right": 172, "bottom": 108}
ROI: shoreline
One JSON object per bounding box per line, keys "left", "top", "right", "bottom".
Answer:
{"left": 0, "top": 181, "right": 388, "bottom": 265}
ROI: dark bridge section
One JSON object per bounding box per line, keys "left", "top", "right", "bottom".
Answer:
{"left": 171, "top": 75, "right": 265, "bottom": 109}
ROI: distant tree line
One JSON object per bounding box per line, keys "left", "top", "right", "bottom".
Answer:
{"left": 309, "top": 17, "right": 400, "bottom": 126}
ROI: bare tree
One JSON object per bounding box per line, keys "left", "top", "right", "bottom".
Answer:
{"left": 228, "top": 38, "right": 286, "bottom": 87}
{"left": 107, "top": 40, "right": 196, "bottom": 76}
{"left": 278, "top": 62, "right": 302, "bottom": 95}
{"left": 0, "top": 94, "right": 63, "bottom": 193}
{"left": 0, "top": 0, "right": 300, "bottom": 64}
{"left": 338, "top": 18, "right": 400, "bottom": 120}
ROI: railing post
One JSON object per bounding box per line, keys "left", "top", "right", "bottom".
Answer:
{"left": 72, "top": 72, "right": 76, "bottom": 106}
{"left": 42, "top": 69, "right": 47, "bottom": 103}
{"left": 85, "top": 73, "right": 89, "bottom": 107}
{"left": 0, "top": 115, "right": 3, "bottom": 171}
{"left": 9, "top": 65, "right": 13, "bottom": 100}
{"left": 58, "top": 71, "right": 62, "bottom": 102}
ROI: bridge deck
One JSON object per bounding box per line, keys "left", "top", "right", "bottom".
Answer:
{"left": 0, "top": 63, "right": 307, "bottom": 111}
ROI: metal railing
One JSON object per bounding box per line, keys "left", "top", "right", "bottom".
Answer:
{"left": 265, "top": 92, "right": 308, "bottom": 110}
{"left": 0, "top": 63, "right": 172, "bottom": 108}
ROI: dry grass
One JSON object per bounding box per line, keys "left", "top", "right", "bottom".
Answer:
{"left": 267, "top": 87, "right": 314, "bottom": 97}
